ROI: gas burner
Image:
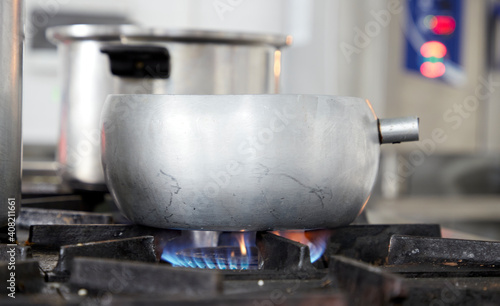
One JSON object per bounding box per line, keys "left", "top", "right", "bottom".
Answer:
{"left": 1, "top": 196, "right": 500, "bottom": 305}
{"left": 174, "top": 246, "right": 259, "bottom": 270}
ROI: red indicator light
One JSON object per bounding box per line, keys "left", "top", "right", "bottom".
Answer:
{"left": 420, "top": 41, "right": 447, "bottom": 58}
{"left": 429, "top": 15, "right": 456, "bottom": 35}
{"left": 420, "top": 62, "right": 446, "bottom": 78}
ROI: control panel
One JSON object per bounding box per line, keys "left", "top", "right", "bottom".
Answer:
{"left": 405, "top": 0, "right": 463, "bottom": 83}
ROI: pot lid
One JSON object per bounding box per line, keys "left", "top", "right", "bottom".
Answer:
{"left": 46, "top": 24, "right": 292, "bottom": 47}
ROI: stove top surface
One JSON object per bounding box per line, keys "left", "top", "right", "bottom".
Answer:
{"left": 1, "top": 193, "right": 500, "bottom": 305}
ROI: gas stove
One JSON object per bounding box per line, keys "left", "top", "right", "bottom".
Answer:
{"left": 2, "top": 191, "right": 500, "bottom": 305}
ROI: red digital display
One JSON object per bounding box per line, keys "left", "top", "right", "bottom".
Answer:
{"left": 419, "top": 41, "right": 447, "bottom": 79}
{"left": 429, "top": 15, "right": 456, "bottom": 35}
{"left": 420, "top": 62, "right": 446, "bottom": 78}
{"left": 420, "top": 41, "right": 447, "bottom": 58}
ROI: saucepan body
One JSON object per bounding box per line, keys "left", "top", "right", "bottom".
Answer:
{"left": 100, "top": 94, "right": 402, "bottom": 231}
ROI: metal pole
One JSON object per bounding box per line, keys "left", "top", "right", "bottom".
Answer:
{"left": 0, "top": 0, "right": 24, "bottom": 227}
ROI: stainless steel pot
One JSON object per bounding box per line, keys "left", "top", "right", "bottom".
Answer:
{"left": 100, "top": 94, "right": 418, "bottom": 231}
{"left": 0, "top": 0, "right": 23, "bottom": 227}
{"left": 47, "top": 25, "right": 289, "bottom": 192}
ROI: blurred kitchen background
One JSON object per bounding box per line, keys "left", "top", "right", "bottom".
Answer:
{"left": 23, "top": 0, "right": 500, "bottom": 239}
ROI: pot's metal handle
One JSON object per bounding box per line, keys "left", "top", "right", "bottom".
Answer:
{"left": 100, "top": 45, "right": 170, "bottom": 79}
{"left": 378, "top": 117, "right": 419, "bottom": 144}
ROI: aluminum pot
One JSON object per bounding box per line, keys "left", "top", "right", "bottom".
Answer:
{"left": 0, "top": 0, "right": 23, "bottom": 227}
{"left": 100, "top": 94, "right": 418, "bottom": 231}
{"left": 47, "top": 25, "right": 289, "bottom": 191}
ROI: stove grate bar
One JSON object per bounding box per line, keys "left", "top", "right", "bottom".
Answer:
{"left": 18, "top": 208, "right": 113, "bottom": 229}
{"left": 388, "top": 235, "right": 500, "bottom": 266}
{"left": 384, "top": 263, "right": 500, "bottom": 278}
{"left": 257, "top": 232, "right": 314, "bottom": 271}
{"left": 54, "top": 235, "right": 157, "bottom": 274}
{"left": 109, "top": 291, "right": 349, "bottom": 305}
{"left": 328, "top": 255, "right": 407, "bottom": 305}
{"left": 29, "top": 224, "right": 180, "bottom": 259}
{"left": 323, "top": 224, "right": 442, "bottom": 265}
{"left": 69, "top": 257, "right": 222, "bottom": 297}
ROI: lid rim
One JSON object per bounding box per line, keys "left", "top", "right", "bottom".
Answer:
{"left": 45, "top": 24, "right": 291, "bottom": 47}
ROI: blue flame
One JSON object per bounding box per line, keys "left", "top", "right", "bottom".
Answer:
{"left": 162, "top": 231, "right": 258, "bottom": 270}
{"left": 308, "top": 234, "right": 329, "bottom": 263}
{"left": 162, "top": 230, "right": 330, "bottom": 269}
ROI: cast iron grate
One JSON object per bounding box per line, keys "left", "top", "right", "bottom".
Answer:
{"left": 1, "top": 199, "right": 499, "bottom": 305}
